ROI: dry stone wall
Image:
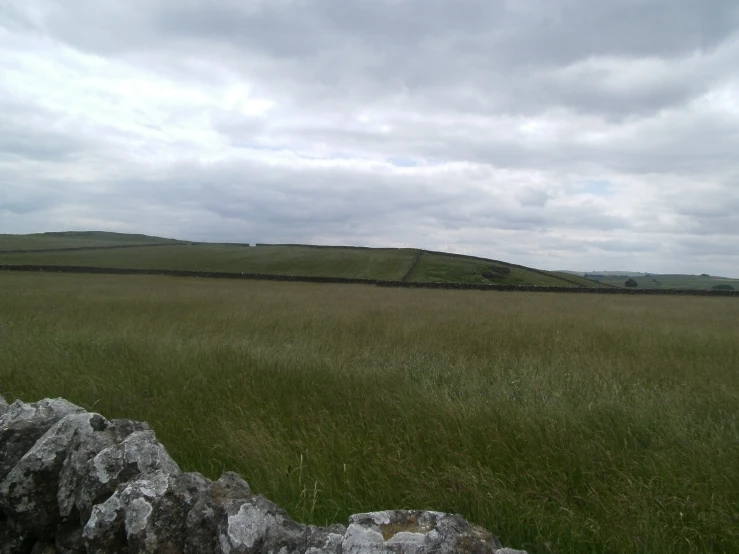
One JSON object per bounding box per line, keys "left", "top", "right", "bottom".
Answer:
{"left": 2, "top": 265, "right": 738, "bottom": 296}
{"left": 0, "top": 395, "right": 527, "bottom": 554}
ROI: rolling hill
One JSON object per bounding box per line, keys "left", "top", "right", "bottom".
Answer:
{"left": 0, "top": 231, "right": 183, "bottom": 251}
{"left": 0, "top": 231, "right": 609, "bottom": 287}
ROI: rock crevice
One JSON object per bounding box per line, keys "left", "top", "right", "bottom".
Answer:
{"left": 0, "top": 395, "right": 526, "bottom": 553}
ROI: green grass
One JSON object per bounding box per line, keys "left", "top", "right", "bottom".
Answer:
{"left": 1, "top": 273, "right": 737, "bottom": 554}
{"left": 0, "top": 244, "right": 418, "bottom": 280}
{"left": 405, "top": 251, "right": 607, "bottom": 287}
{"left": 548, "top": 271, "right": 613, "bottom": 288}
{"left": 594, "top": 274, "right": 739, "bottom": 290}
{"left": 0, "top": 231, "right": 181, "bottom": 250}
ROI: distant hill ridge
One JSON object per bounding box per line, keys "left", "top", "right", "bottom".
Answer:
{"left": 0, "top": 231, "right": 734, "bottom": 290}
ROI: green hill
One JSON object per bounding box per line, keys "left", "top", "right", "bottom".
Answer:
{"left": 0, "top": 231, "right": 182, "bottom": 251}
{"left": 405, "top": 250, "right": 608, "bottom": 287}
{"left": 0, "top": 232, "right": 611, "bottom": 287}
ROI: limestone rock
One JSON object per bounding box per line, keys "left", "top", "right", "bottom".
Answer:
{"left": 0, "top": 520, "right": 34, "bottom": 554}
{"left": 184, "top": 471, "right": 253, "bottom": 554}
{"left": 0, "top": 395, "right": 8, "bottom": 417}
{"left": 342, "top": 510, "right": 502, "bottom": 554}
{"left": 0, "top": 397, "right": 529, "bottom": 553}
{"left": 0, "top": 398, "right": 84, "bottom": 481}
{"left": 75, "top": 429, "right": 180, "bottom": 525}
{"left": 0, "top": 413, "right": 104, "bottom": 538}
{"left": 59, "top": 418, "right": 148, "bottom": 523}
{"left": 217, "top": 494, "right": 307, "bottom": 553}
{"left": 29, "top": 541, "right": 57, "bottom": 554}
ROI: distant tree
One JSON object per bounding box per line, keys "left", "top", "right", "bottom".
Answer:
{"left": 701, "top": 273, "right": 710, "bottom": 277}
{"left": 712, "top": 284, "right": 734, "bottom": 291}
{"left": 625, "top": 278, "right": 638, "bottom": 288}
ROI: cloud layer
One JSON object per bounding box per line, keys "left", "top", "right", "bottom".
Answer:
{"left": 2, "top": 0, "right": 738, "bottom": 275}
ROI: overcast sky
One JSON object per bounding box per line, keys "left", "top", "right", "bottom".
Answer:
{"left": 1, "top": 0, "right": 738, "bottom": 275}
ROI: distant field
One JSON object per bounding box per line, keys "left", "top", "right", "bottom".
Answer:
{"left": 0, "top": 231, "right": 181, "bottom": 250}
{"left": 0, "top": 244, "right": 419, "bottom": 280}
{"left": 592, "top": 274, "right": 739, "bottom": 290}
{"left": 2, "top": 272, "right": 737, "bottom": 554}
{"left": 1, "top": 232, "right": 729, "bottom": 290}
{"left": 406, "top": 251, "right": 608, "bottom": 287}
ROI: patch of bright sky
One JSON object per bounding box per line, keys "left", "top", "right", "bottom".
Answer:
{"left": 578, "top": 179, "right": 612, "bottom": 195}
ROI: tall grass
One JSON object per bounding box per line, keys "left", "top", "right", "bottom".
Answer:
{"left": 1, "top": 273, "right": 737, "bottom": 554}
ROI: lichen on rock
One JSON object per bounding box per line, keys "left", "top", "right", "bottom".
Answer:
{"left": 0, "top": 396, "right": 528, "bottom": 553}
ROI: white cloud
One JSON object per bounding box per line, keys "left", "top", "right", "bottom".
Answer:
{"left": 1, "top": 0, "right": 738, "bottom": 276}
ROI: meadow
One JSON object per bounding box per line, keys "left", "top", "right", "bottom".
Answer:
{"left": 1, "top": 272, "right": 737, "bottom": 554}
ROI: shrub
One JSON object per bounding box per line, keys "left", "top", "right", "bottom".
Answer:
{"left": 625, "top": 278, "right": 638, "bottom": 288}
{"left": 712, "top": 284, "right": 734, "bottom": 291}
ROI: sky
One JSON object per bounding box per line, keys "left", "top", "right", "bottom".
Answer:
{"left": 1, "top": 0, "right": 738, "bottom": 276}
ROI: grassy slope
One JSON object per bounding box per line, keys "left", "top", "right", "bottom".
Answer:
{"left": 548, "top": 271, "right": 614, "bottom": 288}
{"left": 0, "top": 244, "right": 418, "bottom": 280}
{"left": 405, "top": 251, "right": 607, "bottom": 287}
{"left": 596, "top": 274, "right": 739, "bottom": 290}
{"left": 0, "top": 231, "right": 182, "bottom": 250}
{"left": 1, "top": 272, "right": 737, "bottom": 554}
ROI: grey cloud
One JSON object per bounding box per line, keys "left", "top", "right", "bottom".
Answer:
{"left": 517, "top": 189, "right": 551, "bottom": 207}
{"left": 1, "top": 0, "right": 739, "bottom": 277}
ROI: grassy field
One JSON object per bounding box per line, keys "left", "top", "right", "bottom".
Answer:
{"left": 592, "top": 274, "right": 739, "bottom": 290}
{"left": 406, "top": 251, "right": 607, "bottom": 287}
{"left": 1, "top": 273, "right": 737, "bottom": 554}
{"left": 0, "top": 244, "right": 419, "bottom": 280}
{"left": 0, "top": 237, "right": 598, "bottom": 286}
{"left": 0, "top": 231, "right": 182, "bottom": 250}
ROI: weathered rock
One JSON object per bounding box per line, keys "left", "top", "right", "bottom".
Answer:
{"left": 217, "top": 494, "right": 309, "bottom": 553}
{"left": 0, "top": 398, "right": 529, "bottom": 553}
{"left": 0, "top": 399, "right": 85, "bottom": 482}
{"left": 29, "top": 541, "right": 57, "bottom": 554}
{"left": 342, "top": 511, "right": 502, "bottom": 554}
{"left": 59, "top": 418, "right": 148, "bottom": 523}
{"left": 0, "top": 519, "right": 34, "bottom": 554}
{"left": 0, "top": 413, "right": 105, "bottom": 538}
{"left": 54, "top": 520, "right": 85, "bottom": 554}
{"left": 0, "top": 395, "right": 8, "bottom": 417}
{"left": 84, "top": 470, "right": 213, "bottom": 554}
{"left": 184, "top": 471, "right": 253, "bottom": 554}
{"left": 75, "top": 429, "right": 180, "bottom": 525}
{"left": 304, "top": 524, "right": 346, "bottom": 554}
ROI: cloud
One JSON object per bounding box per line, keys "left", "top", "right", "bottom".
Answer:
{"left": 0, "top": 0, "right": 738, "bottom": 276}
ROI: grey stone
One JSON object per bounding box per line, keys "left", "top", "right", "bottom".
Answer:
{"left": 0, "top": 398, "right": 84, "bottom": 481}
{"left": 54, "top": 521, "right": 85, "bottom": 554}
{"left": 184, "top": 471, "right": 253, "bottom": 554}
{"left": 0, "top": 395, "right": 8, "bottom": 417}
{"left": 0, "top": 413, "right": 107, "bottom": 538}
{"left": 83, "top": 470, "right": 213, "bottom": 554}
{"left": 75, "top": 429, "right": 180, "bottom": 525}
{"left": 29, "top": 542, "right": 57, "bottom": 554}
{"left": 0, "top": 520, "right": 34, "bottom": 554}
{"left": 0, "top": 397, "right": 529, "bottom": 554}
{"left": 59, "top": 418, "right": 148, "bottom": 523}
{"left": 304, "top": 524, "right": 346, "bottom": 554}
{"left": 342, "top": 510, "right": 502, "bottom": 554}
{"left": 217, "top": 494, "right": 307, "bottom": 553}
